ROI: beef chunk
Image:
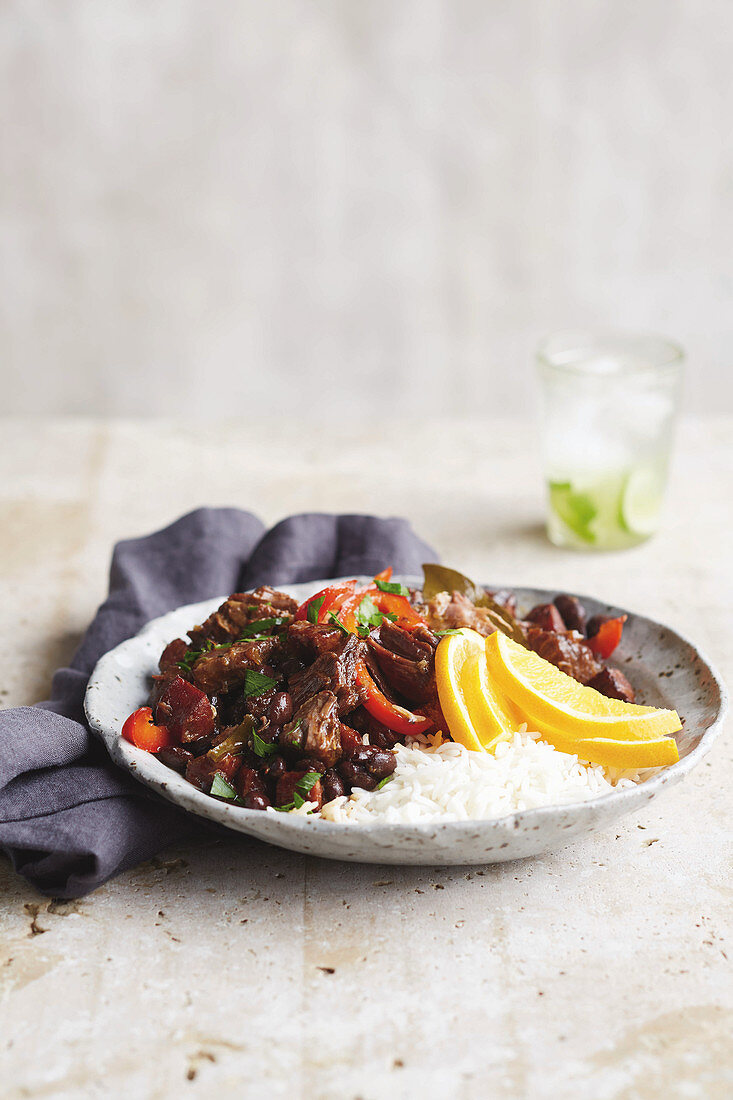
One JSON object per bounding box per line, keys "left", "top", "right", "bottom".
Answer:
{"left": 287, "top": 620, "right": 346, "bottom": 657}
{"left": 374, "top": 620, "right": 438, "bottom": 660}
{"left": 288, "top": 634, "right": 368, "bottom": 715}
{"left": 526, "top": 603, "right": 566, "bottom": 633}
{"left": 156, "top": 676, "right": 216, "bottom": 743}
{"left": 185, "top": 750, "right": 240, "bottom": 793}
{"left": 526, "top": 628, "right": 601, "bottom": 685}
{"left": 426, "top": 591, "right": 499, "bottom": 637}
{"left": 338, "top": 721, "right": 366, "bottom": 756}
{"left": 191, "top": 636, "right": 281, "bottom": 695}
{"left": 188, "top": 586, "right": 297, "bottom": 648}
{"left": 412, "top": 694, "right": 447, "bottom": 736}
{"left": 148, "top": 638, "right": 191, "bottom": 708}
{"left": 553, "top": 595, "right": 587, "bottom": 636}
{"left": 159, "top": 638, "right": 189, "bottom": 673}
{"left": 149, "top": 673, "right": 176, "bottom": 710}
{"left": 588, "top": 667, "right": 636, "bottom": 703}
{"left": 367, "top": 640, "right": 432, "bottom": 704}
{"left": 280, "top": 691, "right": 342, "bottom": 767}
{"left": 275, "top": 770, "right": 323, "bottom": 810}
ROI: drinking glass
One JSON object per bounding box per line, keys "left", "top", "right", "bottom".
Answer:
{"left": 537, "top": 330, "right": 684, "bottom": 550}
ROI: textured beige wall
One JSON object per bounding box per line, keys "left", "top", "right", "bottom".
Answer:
{"left": 1, "top": 1, "right": 731, "bottom": 419}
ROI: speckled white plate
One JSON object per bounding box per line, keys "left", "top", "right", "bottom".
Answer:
{"left": 85, "top": 578, "right": 727, "bottom": 865}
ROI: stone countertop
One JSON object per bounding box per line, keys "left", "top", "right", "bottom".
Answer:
{"left": 0, "top": 417, "right": 730, "bottom": 1100}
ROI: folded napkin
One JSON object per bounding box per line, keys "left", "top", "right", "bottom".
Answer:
{"left": 0, "top": 509, "right": 436, "bottom": 899}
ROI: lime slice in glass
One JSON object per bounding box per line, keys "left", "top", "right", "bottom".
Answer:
{"left": 548, "top": 481, "right": 598, "bottom": 543}
{"left": 619, "top": 467, "right": 664, "bottom": 536}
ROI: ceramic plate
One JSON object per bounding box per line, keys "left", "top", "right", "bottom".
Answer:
{"left": 84, "top": 578, "right": 727, "bottom": 865}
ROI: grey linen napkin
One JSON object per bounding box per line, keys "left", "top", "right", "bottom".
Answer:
{"left": 0, "top": 509, "right": 436, "bottom": 898}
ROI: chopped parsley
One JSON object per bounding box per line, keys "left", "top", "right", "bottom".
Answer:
{"left": 237, "top": 617, "right": 288, "bottom": 640}
{"left": 242, "top": 669, "right": 279, "bottom": 698}
{"left": 307, "top": 595, "right": 326, "bottom": 624}
{"left": 328, "top": 611, "right": 350, "bottom": 634}
{"left": 375, "top": 775, "right": 394, "bottom": 790}
{"left": 434, "top": 628, "right": 463, "bottom": 636}
{"left": 356, "top": 594, "right": 380, "bottom": 627}
{"left": 251, "top": 730, "right": 280, "bottom": 758}
{"left": 293, "top": 770, "right": 322, "bottom": 808}
{"left": 176, "top": 637, "right": 216, "bottom": 672}
{"left": 210, "top": 772, "right": 243, "bottom": 803}
{"left": 176, "top": 650, "right": 200, "bottom": 673}
{"left": 354, "top": 595, "right": 398, "bottom": 634}
{"left": 375, "top": 578, "right": 410, "bottom": 597}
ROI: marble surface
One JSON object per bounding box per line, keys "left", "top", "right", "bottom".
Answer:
{"left": 0, "top": 417, "right": 731, "bottom": 1099}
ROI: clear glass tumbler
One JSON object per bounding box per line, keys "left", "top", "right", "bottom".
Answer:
{"left": 537, "top": 330, "right": 684, "bottom": 550}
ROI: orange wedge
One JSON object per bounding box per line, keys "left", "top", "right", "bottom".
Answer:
{"left": 462, "top": 652, "right": 521, "bottom": 752}
{"left": 562, "top": 735, "right": 679, "bottom": 770}
{"left": 435, "top": 629, "right": 522, "bottom": 752}
{"left": 484, "top": 632, "right": 681, "bottom": 767}
{"left": 435, "top": 631, "right": 486, "bottom": 751}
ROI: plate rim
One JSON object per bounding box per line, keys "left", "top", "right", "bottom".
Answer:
{"left": 84, "top": 577, "right": 729, "bottom": 839}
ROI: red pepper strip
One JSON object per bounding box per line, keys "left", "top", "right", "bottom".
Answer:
{"left": 371, "top": 591, "right": 424, "bottom": 626}
{"left": 295, "top": 580, "right": 361, "bottom": 623}
{"left": 588, "top": 615, "right": 627, "bottom": 659}
{"left": 338, "top": 589, "right": 427, "bottom": 633}
{"left": 335, "top": 591, "right": 367, "bottom": 632}
{"left": 357, "top": 664, "right": 433, "bottom": 736}
{"left": 373, "top": 567, "right": 393, "bottom": 582}
{"left": 121, "top": 707, "right": 174, "bottom": 752}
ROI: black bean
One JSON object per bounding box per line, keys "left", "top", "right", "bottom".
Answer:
{"left": 367, "top": 727, "right": 395, "bottom": 750}
{"left": 155, "top": 745, "right": 194, "bottom": 773}
{"left": 349, "top": 744, "right": 397, "bottom": 779}
{"left": 337, "top": 760, "right": 377, "bottom": 791}
{"left": 345, "top": 745, "right": 376, "bottom": 768}
{"left": 293, "top": 757, "right": 326, "bottom": 774}
{"left": 185, "top": 736, "right": 212, "bottom": 757}
{"left": 269, "top": 691, "right": 293, "bottom": 728}
{"left": 321, "top": 769, "right": 345, "bottom": 803}
{"left": 367, "top": 749, "right": 397, "bottom": 779}
{"left": 243, "top": 791, "right": 271, "bottom": 811}
{"left": 265, "top": 755, "right": 287, "bottom": 781}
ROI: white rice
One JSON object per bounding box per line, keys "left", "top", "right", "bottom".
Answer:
{"left": 316, "top": 729, "right": 641, "bottom": 825}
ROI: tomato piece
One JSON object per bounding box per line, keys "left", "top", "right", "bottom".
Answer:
{"left": 295, "top": 580, "right": 361, "bottom": 623}
{"left": 121, "top": 707, "right": 174, "bottom": 752}
{"left": 373, "top": 567, "right": 393, "bottom": 583}
{"left": 357, "top": 665, "right": 433, "bottom": 736}
{"left": 588, "top": 615, "right": 627, "bottom": 659}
